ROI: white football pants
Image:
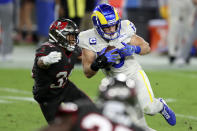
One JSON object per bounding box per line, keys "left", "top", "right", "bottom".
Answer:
{"left": 128, "top": 70, "right": 163, "bottom": 115}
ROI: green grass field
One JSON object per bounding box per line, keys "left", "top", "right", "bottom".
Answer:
{"left": 0, "top": 68, "right": 197, "bottom": 131}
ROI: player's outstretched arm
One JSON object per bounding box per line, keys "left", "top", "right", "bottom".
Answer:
{"left": 129, "top": 34, "right": 151, "bottom": 55}
{"left": 37, "top": 51, "right": 62, "bottom": 69}
{"left": 82, "top": 48, "right": 98, "bottom": 78}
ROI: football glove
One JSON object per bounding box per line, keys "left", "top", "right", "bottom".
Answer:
{"left": 40, "top": 51, "right": 62, "bottom": 66}
{"left": 105, "top": 48, "right": 119, "bottom": 63}
{"left": 91, "top": 48, "right": 119, "bottom": 71}
{"left": 119, "top": 42, "right": 141, "bottom": 57}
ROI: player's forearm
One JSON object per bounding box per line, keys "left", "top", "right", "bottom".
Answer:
{"left": 138, "top": 43, "right": 151, "bottom": 55}
{"left": 130, "top": 34, "right": 151, "bottom": 55}
{"left": 37, "top": 51, "right": 62, "bottom": 69}
{"left": 83, "top": 64, "right": 97, "bottom": 78}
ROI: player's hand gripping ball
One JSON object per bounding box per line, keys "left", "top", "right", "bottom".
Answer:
{"left": 102, "top": 46, "right": 119, "bottom": 63}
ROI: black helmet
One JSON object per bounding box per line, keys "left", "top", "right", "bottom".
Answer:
{"left": 98, "top": 74, "right": 137, "bottom": 105}
{"left": 97, "top": 74, "right": 143, "bottom": 126}
{"left": 49, "top": 18, "right": 79, "bottom": 51}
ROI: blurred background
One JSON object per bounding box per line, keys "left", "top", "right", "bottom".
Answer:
{"left": 0, "top": 0, "right": 197, "bottom": 131}
{"left": 0, "top": 0, "right": 197, "bottom": 68}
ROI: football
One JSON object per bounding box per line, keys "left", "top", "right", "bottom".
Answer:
{"left": 105, "top": 46, "right": 118, "bottom": 54}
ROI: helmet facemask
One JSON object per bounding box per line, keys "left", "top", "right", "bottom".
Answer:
{"left": 49, "top": 19, "right": 79, "bottom": 51}
{"left": 98, "top": 20, "right": 121, "bottom": 40}
{"left": 57, "top": 30, "right": 79, "bottom": 51}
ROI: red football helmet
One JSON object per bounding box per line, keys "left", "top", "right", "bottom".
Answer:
{"left": 49, "top": 18, "right": 79, "bottom": 51}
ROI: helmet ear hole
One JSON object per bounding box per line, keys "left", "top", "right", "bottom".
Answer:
{"left": 92, "top": 15, "right": 98, "bottom": 26}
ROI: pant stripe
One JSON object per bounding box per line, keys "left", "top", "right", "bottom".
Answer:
{"left": 139, "top": 70, "right": 153, "bottom": 102}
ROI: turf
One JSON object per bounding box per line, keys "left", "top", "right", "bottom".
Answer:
{"left": 0, "top": 68, "right": 197, "bottom": 131}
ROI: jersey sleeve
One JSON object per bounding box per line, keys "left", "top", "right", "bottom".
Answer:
{"left": 34, "top": 43, "right": 57, "bottom": 63}
{"left": 122, "top": 20, "right": 136, "bottom": 37}
{"left": 78, "top": 32, "right": 92, "bottom": 50}
{"left": 35, "top": 43, "right": 56, "bottom": 57}
{"left": 78, "top": 31, "right": 100, "bottom": 53}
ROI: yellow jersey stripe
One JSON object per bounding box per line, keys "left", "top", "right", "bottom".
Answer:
{"left": 139, "top": 70, "right": 153, "bottom": 102}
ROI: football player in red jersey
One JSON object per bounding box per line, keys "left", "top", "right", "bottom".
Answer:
{"left": 32, "top": 18, "right": 93, "bottom": 124}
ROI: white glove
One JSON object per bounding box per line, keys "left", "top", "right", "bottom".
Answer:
{"left": 40, "top": 51, "right": 62, "bottom": 66}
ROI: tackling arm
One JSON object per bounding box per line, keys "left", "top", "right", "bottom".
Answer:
{"left": 81, "top": 48, "right": 98, "bottom": 78}
{"left": 129, "top": 34, "right": 151, "bottom": 55}
{"left": 37, "top": 51, "right": 62, "bottom": 69}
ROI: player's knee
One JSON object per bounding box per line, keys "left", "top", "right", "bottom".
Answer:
{"left": 142, "top": 102, "right": 159, "bottom": 115}
{"left": 143, "top": 106, "right": 155, "bottom": 115}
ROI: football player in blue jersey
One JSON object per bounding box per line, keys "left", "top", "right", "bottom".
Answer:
{"left": 78, "top": 3, "right": 176, "bottom": 130}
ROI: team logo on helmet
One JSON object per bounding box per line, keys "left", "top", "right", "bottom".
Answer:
{"left": 91, "top": 4, "right": 121, "bottom": 40}
{"left": 49, "top": 18, "right": 79, "bottom": 51}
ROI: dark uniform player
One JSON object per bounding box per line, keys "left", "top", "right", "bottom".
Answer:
{"left": 39, "top": 74, "right": 145, "bottom": 131}
{"left": 32, "top": 18, "right": 93, "bottom": 124}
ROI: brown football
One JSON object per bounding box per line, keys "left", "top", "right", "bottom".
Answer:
{"left": 105, "top": 46, "right": 117, "bottom": 54}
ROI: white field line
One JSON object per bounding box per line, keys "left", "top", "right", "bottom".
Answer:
{"left": 0, "top": 96, "right": 35, "bottom": 102}
{"left": 0, "top": 87, "right": 31, "bottom": 95}
{"left": 0, "top": 87, "right": 196, "bottom": 121}
{"left": 0, "top": 99, "right": 12, "bottom": 103}
{"left": 0, "top": 96, "right": 177, "bottom": 103}
{"left": 176, "top": 114, "right": 197, "bottom": 120}
{"left": 0, "top": 96, "right": 197, "bottom": 121}
{"left": 165, "top": 98, "right": 177, "bottom": 103}
{"left": 162, "top": 98, "right": 197, "bottom": 121}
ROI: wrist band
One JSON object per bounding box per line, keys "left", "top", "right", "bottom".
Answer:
{"left": 90, "top": 62, "right": 99, "bottom": 71}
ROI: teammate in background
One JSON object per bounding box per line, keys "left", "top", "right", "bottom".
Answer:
{"left": 175, "top": 0, "right": 197, "bottom": 66}
{"left": 39, "top": 74, "right": 145, "bottom": 131}
{"left": 32, "top": 18, "right": 93, "bottom": 124}
{"left": 78, "top": 4, "right": 176, "bottom": 130}
{"left": 167, "top": 0, "right": 195, "bottom": 64}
